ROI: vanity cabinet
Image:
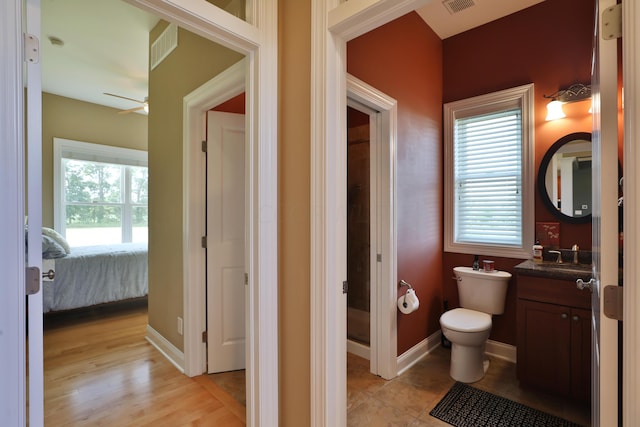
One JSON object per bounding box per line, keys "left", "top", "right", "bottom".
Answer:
{"left": 516, "top": 274, "right": 591, "bottom": 402}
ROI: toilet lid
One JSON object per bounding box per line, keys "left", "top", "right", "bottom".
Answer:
{"left": 441, "top": 308, "right": 491, "bottom": 332}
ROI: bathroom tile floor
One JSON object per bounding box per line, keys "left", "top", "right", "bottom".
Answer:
{"left": 208, "top": 346, "right": 591, "bottom": 426}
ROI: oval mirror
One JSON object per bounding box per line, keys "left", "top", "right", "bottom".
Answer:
{"left": 538, "top": 132, "right": 592, "bottom": 224}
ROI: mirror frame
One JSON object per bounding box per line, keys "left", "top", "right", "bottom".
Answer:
{"left": 538, "top": 132, "right": 592, "bottom": 224}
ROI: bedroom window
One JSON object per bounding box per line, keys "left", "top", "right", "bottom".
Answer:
{"left": 444, "top": 84, "right": 535, "bottom": 259}
{"left": 53, "top": 138, "right": 148, "bottom": 247}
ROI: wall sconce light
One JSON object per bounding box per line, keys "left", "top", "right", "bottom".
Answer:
{"left": 544, "top": 83, "right": 592, "bottom": 121}
{"left": 545, "top": 100, "right": 566, "bottom": 121}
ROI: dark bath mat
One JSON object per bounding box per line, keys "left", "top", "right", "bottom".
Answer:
{"left": 429, "top": 382, "right": 583, "bottom": 427}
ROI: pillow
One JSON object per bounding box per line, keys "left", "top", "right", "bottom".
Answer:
{"left": 42, "top": 235, "right": 67, "bottom": 259}
{"left": 42, "top": 227, "right": 71, "bottom": 255}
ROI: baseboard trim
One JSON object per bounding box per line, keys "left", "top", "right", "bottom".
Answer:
{"left": 396, "top": 331, "right": 442, "bottom": 376}
{"left": 347, "top": 339, "right": 370, "bottom": 360}
{"left": 145, "top": 324, "right": 185, "bottom": 374}
{"left": 395, "top": 333, "right": 517, "bottom": 376}
{"left": 486, "top": 339, "right": 517, "bottom": 363}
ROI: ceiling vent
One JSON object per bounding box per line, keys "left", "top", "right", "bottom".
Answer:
{"left": 151, "top": 23, "right": 178, "bottom": 70}
{"left": 442, "top": 0, "right": 475, "bottom": 14}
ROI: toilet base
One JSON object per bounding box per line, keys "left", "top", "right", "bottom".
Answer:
{"left": 449, "top": 342, "right": 489, "bottom": 383}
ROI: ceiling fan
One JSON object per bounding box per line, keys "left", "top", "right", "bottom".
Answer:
{"left": 104, "top": 92, "right": 149, "bottom": 114}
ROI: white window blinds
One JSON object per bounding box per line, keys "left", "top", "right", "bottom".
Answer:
{"left": 453, "top": 108, "right": 523, "bottom": 246}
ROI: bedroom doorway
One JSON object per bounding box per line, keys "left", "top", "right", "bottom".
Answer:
{"left": 38, "top": 0, "right": 260, "bottom": 421}
{"left": 14, "top": 0, "right": 277, "bottom": 424}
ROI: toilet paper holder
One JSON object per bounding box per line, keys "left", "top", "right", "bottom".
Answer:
{"left": 399, "top": 279, "right": 413, "bottom": 308}
{"left": 398, "top": 279, "right": 419, "bottom": 313}
{"left": 399, "top": 279, "right": 413, "bottom": 290}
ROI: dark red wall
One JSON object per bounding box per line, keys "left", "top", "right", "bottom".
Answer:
{"left": 348, "top": 12, "right": 443, "bottom": 355}
{"left": 443, "top": 0, "right": 595, "bottom": 345}
{"left": 212, "top": 93, "right": 245, "bottom": 114}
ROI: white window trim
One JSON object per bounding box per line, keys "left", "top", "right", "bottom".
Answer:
{"left": 443, "top": 84, "right": 535, "bottom": 259}
{"left": 52, "top": 137, "right": 148, "bottom": 238}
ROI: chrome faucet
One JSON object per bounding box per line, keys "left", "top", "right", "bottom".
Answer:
{"left": 549, "top": 250, "right": 563, "bottom": 263}
{"left": 572, "top": 244, "right": 579, "bottom": 264}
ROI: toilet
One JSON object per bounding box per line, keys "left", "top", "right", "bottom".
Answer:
{"left": 440, "top": 266, "right": 512, "bottom": 383}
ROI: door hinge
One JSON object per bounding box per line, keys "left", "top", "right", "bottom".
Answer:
{"left": 202, "top": 330, "right": 208, "bottom": 343}
{"left": 342, "top": 281, "right": 348, "bottom": 294}
{"left": 25, "top": 266, "right": 40, "bottom": 295}
{"left": 201, "top": 140, "right": 207, "bottom": 153}
{"left": 377, "top": 253, "right": 382, "bottom": 262}
{"left": 244, "top": 273, "right": 248, "bottom": 285}
{"left": 201, "top": 236, "right": 207, "bottom": 248}
{"left": 23, "top": 33, "right": 40, "bottom": 64}
{"left": 603, "top": 285, "right": 623, "bottom": 321}
{"left": 602, "top": 4, "right": 622, "bottom": 40}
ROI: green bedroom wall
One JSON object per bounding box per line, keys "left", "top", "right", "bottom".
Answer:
{"left": 147, "top": 21, "right": 243, "bottom": 351}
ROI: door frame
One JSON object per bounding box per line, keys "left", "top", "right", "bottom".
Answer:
{"left": 346, "top": 74, "right": 398, "bottom": 380}
{"left": 26, "top": 0, "right": 44, "bottom": 423}
{"left": 179, "top": 32, "right": 276, "bottom": 427}
{"left": 184, "top": 59, "right": 246, "bottom": 377}
{"left": 128, "top": 2, "right": 279, "bottom": 425}
{"left": 623, "top": 0, "right": 640, "bottom": 423}
{"left": 311, "top": 2, "right": 428, "bottom": 425}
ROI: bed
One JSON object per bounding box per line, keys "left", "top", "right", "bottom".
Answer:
{"left": 42, "top": 242, "right": 148, "bottom": 313}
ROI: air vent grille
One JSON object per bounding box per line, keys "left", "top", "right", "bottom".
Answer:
{"left": 151, "top": 23, "right": 178, "bottom": 70}
{"left": 443, "top": 0, "right": 475, "bottom": 14}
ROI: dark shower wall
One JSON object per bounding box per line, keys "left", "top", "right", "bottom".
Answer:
{"left": 347, "top": 106, "right": 371, "bottom": 344}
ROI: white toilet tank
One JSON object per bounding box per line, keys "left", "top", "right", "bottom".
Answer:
{"left": 453, "top": 266, "right": 512, "bottom": 315}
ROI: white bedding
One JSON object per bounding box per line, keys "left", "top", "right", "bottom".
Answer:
{"left": 43, "top": 242, "right": 148, "bottom": 313}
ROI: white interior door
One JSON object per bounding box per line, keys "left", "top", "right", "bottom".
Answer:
{"left": 591, "top": 1, "right": 620, "bottom": 425}
{"left": 206, "top": 110, "right": 246, "bottom": 373}
{"left": 1, "top": 0, "right": 29, "bottom": 424}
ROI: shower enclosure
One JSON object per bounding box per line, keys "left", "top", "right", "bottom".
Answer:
{"left": 347, "top": 105, "right": 370, "bottom": 345}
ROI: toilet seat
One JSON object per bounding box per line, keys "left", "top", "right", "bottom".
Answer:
{"left": 441, "top": 308, "right": 491, "bottom": 332}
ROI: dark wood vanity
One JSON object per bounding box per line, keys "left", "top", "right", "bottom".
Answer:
{"left": 515, "top": 260, "right": 592, "bottom": 402}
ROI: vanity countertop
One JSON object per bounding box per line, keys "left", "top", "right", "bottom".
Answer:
{"left": 514, "top": 259, "right": 593, "bottom": 281}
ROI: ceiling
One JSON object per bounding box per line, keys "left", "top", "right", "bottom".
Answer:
{"left": 42, "top": 0, "right": 159, "bottom": 113}
{"left": 42, "top": 0, "right": 543, "bottom": 113}
{"left": 416, "top": 0, "right": 544, "bottom": 39}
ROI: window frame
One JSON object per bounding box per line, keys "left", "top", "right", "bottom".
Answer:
{"left": 53, "top": 137, "right": 148, "bottom": 246}
{"left": 444, "top": 84, "right": 535, "bottom": 259}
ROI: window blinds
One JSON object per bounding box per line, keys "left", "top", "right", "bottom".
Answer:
{"left": 453, "top": 108, "right": 522, "bottom": 246}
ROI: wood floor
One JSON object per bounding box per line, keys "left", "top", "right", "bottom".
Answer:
{"left": 42, "top": 301, "right": 590, "bottom": 426}
{"left": 42, "top": 301, "right": 245, "bottom": 426}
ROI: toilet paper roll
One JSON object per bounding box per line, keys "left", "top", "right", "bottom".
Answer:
{"left": 397, "top": 288, "right": 420, "bottom": 314}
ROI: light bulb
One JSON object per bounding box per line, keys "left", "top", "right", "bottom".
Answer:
{"left": 545, "top": 100, "right": 566, "bottom": 121}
